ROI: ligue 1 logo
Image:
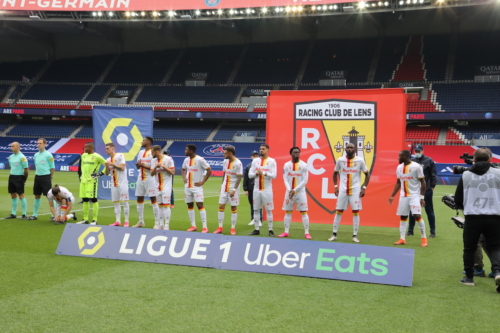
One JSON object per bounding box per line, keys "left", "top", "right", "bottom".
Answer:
{"left": 203, "top": 143, "right": 232, "bottom": 156}
{"left": 204, "top": 0, "right": 221, "bottom": 7}
{"left": 294, "top": 99, "right": 376, "bottom": 214}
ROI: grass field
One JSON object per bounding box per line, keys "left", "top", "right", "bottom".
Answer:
{"left": 0, "top": 170, "right": 498, "bottom": 332}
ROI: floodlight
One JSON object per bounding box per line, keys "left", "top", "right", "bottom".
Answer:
{"left": 261, "top": 7, "right": 268, "bottom": 13}
{"left": 108, "top": 11, "right": 113, "bottom": 16}
{"left": 358, "top": 2, "right": 366, "bottom": 8}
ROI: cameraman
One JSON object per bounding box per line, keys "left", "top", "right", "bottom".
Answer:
{"left": 407, "top": 145, "right": 437, "bottom": 237}
{"left": 454, "top": 148, "right": 500, "bottom": 290}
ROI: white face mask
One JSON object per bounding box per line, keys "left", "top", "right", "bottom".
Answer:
{"left": 415, "top": 153, "right": 422, "bottom": 158}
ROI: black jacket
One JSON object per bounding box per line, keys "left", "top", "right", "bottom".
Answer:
{"left": 411, "top": 154, "right": 437, "bottom": 190}
{"left": 243, "top": 162, "right": 254, "bottom": 192}
{"left": 454, "top": 162, "right": 491, "bottom": 211}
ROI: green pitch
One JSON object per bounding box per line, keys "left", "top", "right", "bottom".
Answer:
{"left": 0, "top": 170, "right": 497, "bottom": 332}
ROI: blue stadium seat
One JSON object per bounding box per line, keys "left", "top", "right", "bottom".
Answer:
{"left": 136, "top": 86, "right": 240, "bottom": 103}
{"left": 39, "top": 55, "right": 114, "bottom": 83}
{"left": 373, "top": 36, "right": 409, "bottom": 82}
{"left": 453, "top": 32, "right": 500, "bottom": 81}
{"left": 213, "top": 125, "right": 264, "bottom": 141}
{"left": 8, "top": 121, "right": 80, "bottom": 137}
{"left": 153, "top": 122, "right": 215, "bottom": 141}
{"left": 433, "top": 82, "right": 500, "bottom": 112}
{"left": 0, "top": 60, "right": 46, "bottom": 82}
{"left": 22, "top": 84, "right": 91, "bottom": 101}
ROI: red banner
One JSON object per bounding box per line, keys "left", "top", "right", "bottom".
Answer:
{"left": 0, "top": 0, "right": 365, "bottom": 11}
{"left": 267, "top": 89, "right": 407, "bottom": 227}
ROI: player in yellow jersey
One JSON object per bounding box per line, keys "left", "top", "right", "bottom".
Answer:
{"left": 151, "top": 145, "right": 175, "bottom": 230}
{"left": 133, "top": 137, "right": 158, "bottom": 228}
{"left": 105, "top": 143, "right": 130, "bottom": 227}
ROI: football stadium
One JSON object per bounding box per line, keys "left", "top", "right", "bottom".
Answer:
{"left": 1, "top": 0, "right": 500, "bottom": 330}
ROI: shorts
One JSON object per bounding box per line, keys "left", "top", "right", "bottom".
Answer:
{"left": 80, "top": 182, "right": 98, "bottom": 199}
{"left": 282, "top": 191, "right": 308, "bottom": 211}
{"left": 135, "top": 178, "right": 157, "bottom": 198}
{"left": 111, "top": 184, "right": 129, "bottom": 202}
{"left": 8, "top": 175, "right": 25, "bottom": 195}
{"left": 397, "top": 195, "right": 422, "bottom": 216}
{"left": 157, "top": 190, "right": 172, "bottom": 206}
{"left": 219, "top": 189, "right": 240, "bottom": 206}
{"left": 184, "top": 186, "right": 204, "bottom": 204}
{"left": 336, "top": 191, "right": 362, "bottom": 211}
{"left": 254, "top": 190, "right": 274, "bottom": 210}
{"left": 33, "top": 174, "right": 52, "bottom": 196}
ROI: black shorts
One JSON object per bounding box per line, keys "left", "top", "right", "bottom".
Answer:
{"left": 8, "top": 175, "right": 25, "bottom": 195}
{"left": 34, "top": 174, "right": 52, "bottom": 196}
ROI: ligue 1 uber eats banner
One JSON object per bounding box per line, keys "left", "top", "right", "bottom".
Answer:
{"left": 267, "top": 89, "right": 407, "bottom": 228}
{"left": 93, "top": 106, "right": 153, "bottom": 201}
{"left": 56, "top": 224, "right": 415, "bottom": 286}
{"left": 0, "top": 0, "right": 363, "bottom": 11}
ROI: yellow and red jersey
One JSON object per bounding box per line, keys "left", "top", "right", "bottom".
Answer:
{"left": 106, "top": 153, "right": 127, "bottom": 188}
{"left": 283, "top": 160, "right": 308, "bottom": 193}
{"left": 397, "top": 161, "right": 425, "bottom": 197}
{"left": 182, "top": 155, "right": 210, "bottom": 188}
{"left": 334, "top": 155, "right": 369, "bottom": 195}
{"left": 151, "top": 155, "right": 175, "bottom": 192}
{"left": 136, "top": 149, "right": 153, "bottom": 181}
{"left": 222, "top": 158, "right": 243, "bottom": 193}
{"left": 249, "top": 156, "right": 277, "bottom": 191}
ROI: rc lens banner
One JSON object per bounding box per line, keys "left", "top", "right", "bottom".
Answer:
{"left": 93, "top": 106, "right": 154, "bottom": 200}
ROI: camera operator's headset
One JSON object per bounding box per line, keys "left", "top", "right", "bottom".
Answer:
{"left": 442, "top": 195, "right": 465, "bottom": 228}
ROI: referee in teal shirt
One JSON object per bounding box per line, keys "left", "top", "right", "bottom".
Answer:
{"left": 6, "top": 142, "right": 29, "bottom": 219}
{"left": 28, "top": 138, "right": 55, "bottom": 220}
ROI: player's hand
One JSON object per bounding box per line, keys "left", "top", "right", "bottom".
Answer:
{"left": 334, "top": 188, "right": 339, "bottom": 197}
{"left": 105, "top": 162, "right": 111, "bottom": 167}
{"left": 420, "top": 199, "right": 426, "bottom": 207}
{"left": 194, "top": 181, "right": 204, "bottom": 187}
{"left": 183, "top": 178, "right": 187, "bottom": 184}
{"left": 388, "top": 197, "right": 394, "bottom": 205}
{"left": 255, "top": 170, "right": 262, "bottom": 176}
{"left": 245, "top": 191, "right": 248, "bottom": 196}
{"left": 135, "top": 161, "right": 141, "bottom": 168}
{"left": 360, "top": 188, "right": 366, "bottom": 197}
{"left": 289, "top": 190, "right": 295, "bottom": 199}
{"left": 230, "top": 190, "right": 235, "bottom": 198}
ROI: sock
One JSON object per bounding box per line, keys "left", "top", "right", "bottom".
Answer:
{"left": 266, "top": 210, "right": 273, "bottom": 230}
{"left": 52, "top": 200, "right": 57, "bottom": 217}
{"left": 254, "top": 210, "right": 261, "bottom": 230}
{"left": 301, "top": 212, "right": 310, "bottom": 234}
{"left": 400, "top": 218, "right": 408, "bottom": 240}
{"left": 20, "top": 198, "right": 27, "bottom": 215}
{"left": 333, "top": 210, "right": 343, "bottom": 233}
{"left": 65, "top": 213, "right": 74, "bottom": 221}
{"left": 199, "top": 207, "right": 207, "bottom": 229}
{"left": 33, "top": 198, "right": 41, "bottom": 217}
{"left": 353, "top": 211, "right": 360, "bottom": 236}
{"left": 188, "top": 208, "right": 195, "bottom": 227}
{"left": 152, "top": 202, "right": 159, "bottom": 225}
{"left": 60, "top": 205, "right": 67, "bottom": 219}
{"left": 218, "top": 208, "right": 224, "bottom": 228}
{"left": 158, "top": 204, "right": 164, "bottom": 227}
{"left": 137, "top": 201, "right": 144, "bottom": 223}
{"left": 416, "top": 217, "right": 427, "bottom": 238}
{"left": 92, "top": 202, "right": 99, "bottom": 221}
{"left": 114, "top": 202, "right": 121, "bottom": 222}
{"left": 123, "top": 202, "right": 130, "bottom": 222}
{"left": 284, "top": 212, "right": 292, "bottom": 233}
{"left": 231, "top": 210, "right": 237, "bottom": 228}
{"left": 11, "top": 198, "right": 18, "bottom": 215}
{"left": 164, "top": 206, "right": 171, "bottom": 229}
{"left": 83, "top": 201, "right": 90, "bottom": 220}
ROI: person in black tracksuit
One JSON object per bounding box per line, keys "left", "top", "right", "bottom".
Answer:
{"left": 243, "top": 150, "right": 261, "bottom": 225}
{"left": 407, "top": 144, "right": 438, "bottom": 237}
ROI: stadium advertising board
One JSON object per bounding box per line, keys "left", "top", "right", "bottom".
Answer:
{"left": 56, "top": 224, "right": 415, "bottom": 287}
{"left": 267, "top": 89, "right": 406, "bottom": 227}
{"left": 407, "top": 112, "right": 500, "bottom": 120}
{"left": 167, "top": 141, "right": 261, "bottom": 176}
{"left": 245, "top": 88, "right": 267, "bottom": 96}
{"left": 1, "top": 0, "right": 367, "bottom": 11}
{"left": 319, "top": 70, "right": 348, "bottom": 80}
{"left": 389, "top": 81, "right": 424, "bottom": 88}
{"left": 93, "top": 106, "right": 154, "bottom": 200}
{"left": 475, "top": 65, "right": 500, "bottom": 76}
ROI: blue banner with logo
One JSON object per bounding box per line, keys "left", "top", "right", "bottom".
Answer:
{"left": 56, "top": 224, "right": 415, "bottom": 287}
{"left": 167, "top": 141, "right": 261, "bottom": 177}
{"left": 93, "top": 106, "right": 154, "bottom": 200}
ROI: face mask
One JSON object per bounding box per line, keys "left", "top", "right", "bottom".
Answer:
{"left": 415, "top": 153, "right": 422, "bottom": 158}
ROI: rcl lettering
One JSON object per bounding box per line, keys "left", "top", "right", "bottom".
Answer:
{"left": 119, "top": 233, "right": 211, "bottom": 259}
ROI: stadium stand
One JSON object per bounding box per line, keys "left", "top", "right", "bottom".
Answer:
{"left": 453, "top": 32, "right": 500, "bottom": 81}
{"left": 452, "top": 125, "right": 500, "bottom": 143}
{"left": 406, "top": 89, "right": 439, "bottom": 112}
{"left": 8, "top": 121, "right": 80, "bottom": 138}
{"left": 422, "top": 35, "right": 450, "bottom": 81}
{"left": 39, "top": 55, "right": 114, "bottom": 83}
{"left": 392, "top": 36, "right": 425, "bottom": 82}
{"left": 0, "top": 60, "right": 45, "bottom": 82}
{"left": 405, "top": 125, "right": 440, "bottom": 145}
{"left": 212, "top": 125, "right": 263, "bottom": 141}
{"left": 15, "top": 101, "right": 78, "bottom": 109}
{"left": 152, "top": 103, "right": 248, "bottom": 112}
{"left": 136, "top": 86, "right": 240, "bottom": 103}
{"left": 253, "top": 103, "right": 267, "bottom": 112}
{"left": 256, "top": 129, "right": 266, "bottom": 142}
{"left": 446, "top": 127, "right": 465, "bottom": 145}
{"left": 301, "top": 38, "right": 377, "bottom": 84}
{"left": 373, "top": 36, "right": 409, "bottom": 83}
{"left": 168, "top": 45, "right": 244, "bottom": 85}
{"left": 7, "top": 85, "right": 27, "bottom": 100}
{"left": 432, "top": 82, "right": 500, "bottom": 112}
{"left": 75, "top": 124, "right": 93, "bottom": 138}
{"left": 233, "top": 41, "right": 308, "bottom": 84}
{"left": 84, "top": 85, "right": 111, "bottom": 102}
{"left": 298, "top": 84, "right": 381, "bottom": 90}
{"left": 153, "top": 122, "right": 216, "bottom": 141}
{"left": 104, "top": 50, "right": 178, "bottom": 84}
{"left": 0, "top": 119, "right": 11, "bottom": 133}
{"left": 20, "top": 84, "right": 91, "bottom": 101}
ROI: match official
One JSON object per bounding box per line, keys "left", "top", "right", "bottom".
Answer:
{"left": 28, "top": 138, "right": 55, "bottom": 220}
{"left": 407, "top": 144, "right": 437, "bottom": 237}
{"left": 6, "top": 142, "right": 29, "bottom": 220}
{"left": 454, "top": 148, "right": 500, "bottom": 291}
